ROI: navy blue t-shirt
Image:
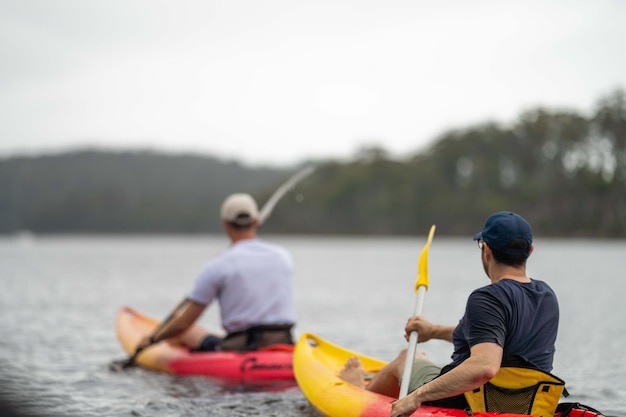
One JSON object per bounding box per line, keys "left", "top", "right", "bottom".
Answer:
{"left": 449, "top": 278, "right": 559, "bottom": 372}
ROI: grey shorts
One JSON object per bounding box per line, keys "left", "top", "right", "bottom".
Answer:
{"left": 195, "top": 335, "right": 223, "bottom": 352}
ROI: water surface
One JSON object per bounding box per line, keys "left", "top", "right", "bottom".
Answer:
{"left": 0, "top": 235, "right": 624, "bottom": 416}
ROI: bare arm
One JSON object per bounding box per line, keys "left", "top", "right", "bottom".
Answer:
{"left": 391, "top": 342, "right": 503, "bottom": 417}
{"left": 138, "top": 300, "right": 206, "bottom": 348}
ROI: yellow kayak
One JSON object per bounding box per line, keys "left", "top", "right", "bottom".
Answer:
{"left": 294, "top": 333, "right": 599, "bottom": 417}
{"left": 294, "top": 332, "right": 406, "bottom": 417}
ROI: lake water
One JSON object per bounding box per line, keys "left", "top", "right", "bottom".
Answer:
{"left": 0, "top": 234, "right": 624, "bottom": 416}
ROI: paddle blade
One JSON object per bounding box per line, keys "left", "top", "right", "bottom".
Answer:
{"left": 258, "top": 165, "right": 315, "bottom": 225}
{"left": 108, "top": 358, "right": 134, "bottom": 372}
{"left": 414, "top": 224, "right": 436, "bottom": 293}
{"left": 108, "top": 345, "right": 146, "bottom": 372}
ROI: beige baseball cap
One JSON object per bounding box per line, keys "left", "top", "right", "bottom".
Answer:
{"left": 220, "top": 193, "right": 259, "bottom": 226}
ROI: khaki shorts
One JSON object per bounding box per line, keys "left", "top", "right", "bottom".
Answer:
{"left": 403, "top": 358, "right": 442, "bottom": 393}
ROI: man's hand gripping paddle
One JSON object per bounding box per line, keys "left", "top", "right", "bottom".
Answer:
{"left": 398, "top": 224, "right": 436, "bottom": 399}
{"left": 108, "top": 298, "right": 187, "bottom": 371}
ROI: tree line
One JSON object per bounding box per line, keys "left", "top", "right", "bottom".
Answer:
{"left": 0, "top": 151, "right": 292, "bottom": 233}
{"left": 1, "top": 89, "right": 624, "bottom": 237}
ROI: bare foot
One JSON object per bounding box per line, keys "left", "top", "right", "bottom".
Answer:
{"left": 339, "top": 356, "right": 366, "bottom": 389}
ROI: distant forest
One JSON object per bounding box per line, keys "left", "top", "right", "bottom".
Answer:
{"left": 1, "top": 89, "right": 624, "bottom": 238}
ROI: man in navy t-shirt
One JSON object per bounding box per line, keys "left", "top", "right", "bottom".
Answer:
{"left": 339, "top": 212, "right": 559, "bottom": 417}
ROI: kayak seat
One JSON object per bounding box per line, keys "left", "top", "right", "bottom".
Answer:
{"left": 464, "top": 355, "right": 568, "bottom": 417}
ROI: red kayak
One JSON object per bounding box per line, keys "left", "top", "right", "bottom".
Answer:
{"left": 115, "top": 307, "right": 294, "bottom": 382}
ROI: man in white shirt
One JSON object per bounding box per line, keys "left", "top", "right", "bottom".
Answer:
{"left": 137, "top": 193, "right": 296, "bottom": 352}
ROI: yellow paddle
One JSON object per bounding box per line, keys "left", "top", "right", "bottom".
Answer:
{"left": 258, "top": 165, "right": 315, "bottom": 225}
{"left": 398, "top": 224, "right": 436, "bottom": 398}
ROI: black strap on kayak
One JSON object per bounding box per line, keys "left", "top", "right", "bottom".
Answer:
{"left": 221, "top": 324, "right": 294, "bottom": 351}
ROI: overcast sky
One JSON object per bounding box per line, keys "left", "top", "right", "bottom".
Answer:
{"left": 1, "top": 0, "right": 625, "bottom": 166}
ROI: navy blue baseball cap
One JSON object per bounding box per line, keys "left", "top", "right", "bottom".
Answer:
{"left": 473, "top": 211, "right": 533, "bottom": 255}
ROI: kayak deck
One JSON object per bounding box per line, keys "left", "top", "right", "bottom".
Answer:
{"left": 294, "top": 332, "right": 466, "bottom": 417}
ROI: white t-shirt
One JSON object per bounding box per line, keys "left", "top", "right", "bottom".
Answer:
{"left": 187, "top": 238, "right": 296, "bottom": 334}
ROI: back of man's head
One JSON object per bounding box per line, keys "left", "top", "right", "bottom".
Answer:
{"left": 473, "top": 211, "right": 533, "bottom": 266}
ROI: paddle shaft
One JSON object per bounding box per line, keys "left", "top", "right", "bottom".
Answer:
{"left": 399, "top": 286, "right": 426, "bottom": 398}
{"left": 398, "top": 225, "right": 435, "bottom": 399}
